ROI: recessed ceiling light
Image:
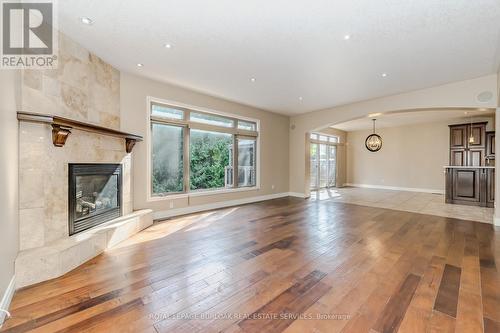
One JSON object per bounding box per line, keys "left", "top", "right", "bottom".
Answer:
{"left": 250, "top": 78, "right": 256, "bottom": 82}
{"left": 164, "top": 43, "right": 173, "bottom": 49}
{"left": 381, "top": 73, "right": 388, "bottom": 78}
{"left": 298, "top": 96, "right": 303, "bottom": 101}
{"left": 136, "top": 63, "right": 144, "bottom": 67}
{"left": 80, "top": 17, "right": 93, "bottom": 25}
{"left": 343, "top": 34, "right": 351, "bottom": 40}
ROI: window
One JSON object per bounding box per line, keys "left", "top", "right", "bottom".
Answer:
{"left": 151, "top": 123, "right": 184, "bottom": 194}
{"left": 151, "top": 103, "right": 184, "bottom": 120}
{"left": 310, "top": 132, "right": 338, "bottom": 190}
{"left": 310, "top": 141, "right": 337, "bottom": 190}
{"left": 238, "top": 120, "right": 257, "bottom": 131}
{"left": 190, "top": 112, "right": 234, "bottom": 128}
{"left": 310, "top": 132, "right": 339, "bottom": 143}
{"left": 329, "top": 136, "right": 338, "bottom": 143}
{"left": 310, "top": 143, "right": 318, "bottom": 189}
{"left": 150, "top": 100, "right": 259, "bottom": 197}
{"left": 238, "top": 138, "right": 256, "bottom": 187}
{"left": 190, "top": 129, "right": 232, "bottom": 190}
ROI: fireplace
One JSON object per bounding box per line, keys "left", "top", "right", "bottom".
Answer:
{"left": 69, "top": 164, "right": 123, "bottom": 235}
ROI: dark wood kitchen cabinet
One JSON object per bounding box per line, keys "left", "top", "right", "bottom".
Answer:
{"left": 446, "top": 122, "right": 495, "bottom": 207}
{"left": 486, "top": 131, "right": 495, "bottom": 157}
{"left": 487, "top": 168, "right": 495, "bottom": 206}
{"left": 449, "top": 124, "right": 468, "bottom": 149}
{"left": 469, "top": 123, "right": 486, "bottom": 147}
{"left": 449, "top": 122, "right": 487, "bottom": 166}
{"left": 445, "top": 167, "right": 494, "bottom": 207}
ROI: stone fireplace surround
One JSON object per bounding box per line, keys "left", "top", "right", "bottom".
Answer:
{"left": 15, "top": 32, "right": 152, "bottom": 288}
{"left": 16, "top": 122, "right": 152, "bottom": 288}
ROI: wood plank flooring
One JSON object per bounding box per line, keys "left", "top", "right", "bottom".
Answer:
{"left": 1, "top": 197, "right": 499, "bottom": 333}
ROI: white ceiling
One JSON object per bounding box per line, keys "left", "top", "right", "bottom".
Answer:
{"left": 331, "top": 109, "right": 496, "bottom": 131}
{"left": 58, "top": 0, "right": 500, "bottom": 115}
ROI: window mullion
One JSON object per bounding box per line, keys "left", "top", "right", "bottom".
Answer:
{"left": 233, "top": 135, "right": 238, "bottom": 188}
{"left": 183, "top": 126, "right": 190, "bottom": 193}
{"left": 236, "top": 129, "right": 258, "bottom": 137}
{"left": 326, "top": 145, "right": 330, "bottom": 188}
{"left": 316, "top": 145, "right": 320, "bottom": 189}
{"left": 151, "top": 116, "right": 188, "bottom": 127}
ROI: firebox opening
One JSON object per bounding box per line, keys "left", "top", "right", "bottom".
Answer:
{"left": 69, "top": 164, "right": 123, "bottom": 235}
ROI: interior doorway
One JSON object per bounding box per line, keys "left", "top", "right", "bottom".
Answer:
{"left": 310, "top": 133, "right": 338, "bottom": 190}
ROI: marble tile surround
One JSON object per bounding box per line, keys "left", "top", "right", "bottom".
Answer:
{"left": 19, "top": 122, "right": 134, "bottom": 250}
{"left": 21, "top": 32, "right": 120, "bottom": 129}
{"left": 311, "top": 187, "right": 494, "bottom": 224}
{"left": 16, "top": 209, "right": 153, "bottom": 288}
{"left": 15, "top": 29, "right": 151, "bottom": 288}
{"left": 18, "top": 31, "right": 127, "bottom": 251}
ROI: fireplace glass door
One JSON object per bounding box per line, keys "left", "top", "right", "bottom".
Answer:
{"left": 75, "top": 174, "right": 119, "bottom": 220}
{"left": 69, "top": 164, "right": 122, "bottom": 235}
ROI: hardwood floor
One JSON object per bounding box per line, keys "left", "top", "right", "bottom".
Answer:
{"left": 2, "top": 197, "right": 500, "bottom": 333}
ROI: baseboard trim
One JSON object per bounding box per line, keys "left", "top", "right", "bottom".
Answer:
{"left": 0, "top": 275, "right": 15, "bottom": 326}
{"left": 344, "top": 183, "right": 444, "bottom": 195}
{"left": 287, "top": 192, "right": 308, "bottom": 198}
{"left": 154, "top": 192, "right": 297, "bottom": 220}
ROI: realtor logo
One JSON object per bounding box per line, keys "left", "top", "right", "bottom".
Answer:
{"left": 1, "top": 0, "right": 58, "bottom": 68}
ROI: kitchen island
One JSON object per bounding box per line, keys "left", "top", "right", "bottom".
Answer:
{"left": 444, "top": 166, "right": 494, "bottom": 207}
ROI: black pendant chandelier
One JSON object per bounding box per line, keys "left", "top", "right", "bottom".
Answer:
{"left": 365, "top": 119, "right": 382, "bottom": 152}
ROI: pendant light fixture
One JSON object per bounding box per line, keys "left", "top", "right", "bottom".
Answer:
{"left": 469, "top": 114, "right": 475, "bottom": 144}
{"left": 365, "top": 119, "right": 382, "bottom": 152}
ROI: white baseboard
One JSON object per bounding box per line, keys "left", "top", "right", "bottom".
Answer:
{"left": 0, "top": 275, "right": 15, "bottom": 326}
{"left": 344, "top": 183, "right": 444, "bottom": 195}
{"left": 287, "top": 192, "right": 308, "bottom": 198}
{"left": 154, "top": 192, "right": 299, "bottom": 220}
{"left": 494, "top": 217, "right": 500, "bottom": 227}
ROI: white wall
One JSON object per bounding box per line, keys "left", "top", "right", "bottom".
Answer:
{"left": 120, "top": 72, "right": 290, "bottom": 217}
{"left": 0, "top": 70, "right": 20, "bottom": 321}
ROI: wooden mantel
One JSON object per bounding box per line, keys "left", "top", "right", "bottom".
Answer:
{"left": 17, "top": 112, "right": 143, "bottom": 153}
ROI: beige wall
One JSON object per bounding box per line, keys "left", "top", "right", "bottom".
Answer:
{"left": 316, "top": 128, "right": 347, "bottom": 187}
{"left": 0, "top": 70, "right": 20, "bottom": 314}
{"left": 120, "top": 73, "right": 290, "bottom": 217}
{"left": 289, "top": 75, "right": 499, "bottom": 196}
{"left": 345, "top": 116, "right": 494, "bottom": 192}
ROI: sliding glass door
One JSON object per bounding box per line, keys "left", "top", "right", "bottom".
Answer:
{"left": 327, "top": 145, "right": 337, "bottom": 187}
{"left": 310, "top": 143, "right": 319, "bottom": 189}
{"left": 319, "top": 144, "right": 328, "bottom": 188}
{"left": 310, "top": 142, "right": 337, "bottom": 190}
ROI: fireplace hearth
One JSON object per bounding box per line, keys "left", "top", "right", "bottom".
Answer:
{"left": 69, "top": 164, "right": 123, "bottom": 235}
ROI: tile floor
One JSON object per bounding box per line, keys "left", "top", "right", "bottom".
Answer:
{"left": 311, "top": 187, "right": 494, "bottom": 224}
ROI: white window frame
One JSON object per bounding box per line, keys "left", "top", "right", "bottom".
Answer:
{"left": 146, "top": 96, "right": 261, "bottom": 202}
{"left": 310, "top": 132, "right": 339, "bottom": 144}
{"left": 309, "top": 132, "right": 339, "bottom": 190}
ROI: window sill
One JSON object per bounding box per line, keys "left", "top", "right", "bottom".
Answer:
{"left": 147, "top": 186, "right": 260, "bottom": 202}
{"left": 189, "top": 186, "right": 260, "bottom": 197}
{"left": 148, "top": 193, "right": 189, "bottom": 201}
